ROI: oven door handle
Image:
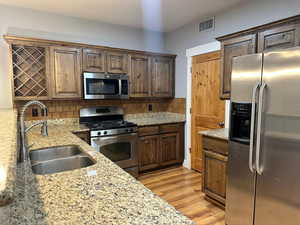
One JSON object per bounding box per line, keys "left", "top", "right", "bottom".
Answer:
{"left": 91, "top": 133, "right": 137, "bottom": 142}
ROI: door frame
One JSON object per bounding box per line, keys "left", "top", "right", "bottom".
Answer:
{"left": 183, "top": 41, "right": 230, "bottom": 169}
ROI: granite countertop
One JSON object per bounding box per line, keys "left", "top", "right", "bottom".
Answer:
{"left": 0, "top": 109, "right": 18, "bottom": 206}
{"left": 199, "top": 128, "right": 229, "bottom": 141}
{"left": 7, "top": 121, "right": 194, "bottom": 225}
{"left": 125, "top": 112, "right": 185, "bottom": 126}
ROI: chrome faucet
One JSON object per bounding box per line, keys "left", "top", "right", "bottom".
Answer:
{"left": 20, "top": 101, "right": 48, "bottom": 162}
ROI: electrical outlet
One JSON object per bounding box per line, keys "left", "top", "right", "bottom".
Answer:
{"left": 148, "top": 104, "right": 153, "bottom": 112}
{"left": 32, "top": 108, "right": 38, "bottom": 117}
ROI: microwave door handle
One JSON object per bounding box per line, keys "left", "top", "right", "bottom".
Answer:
{"left": 249, "top": 82, "right": 260, "bottom": 173}
{"left": 256, "top": 82, "right": 267, "bottom": 175}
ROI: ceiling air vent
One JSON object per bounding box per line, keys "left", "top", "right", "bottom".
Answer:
{"left": 199, "top": 17, "right": 215, "bottom": 32}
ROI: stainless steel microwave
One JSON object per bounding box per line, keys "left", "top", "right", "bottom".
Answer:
{"left": 83, "top": 72, "right": 129, "bottom": 99}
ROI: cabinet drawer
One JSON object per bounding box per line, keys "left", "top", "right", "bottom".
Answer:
{"left": 138, "top": 126, "right": 159, "bottom": 136}
{"left": 160, "top": 123, "right": 181, "bottom": 133}
{"left": 203, "top": 136, "right": 228, "bottom": 155}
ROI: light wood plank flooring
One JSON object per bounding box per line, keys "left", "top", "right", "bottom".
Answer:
{"left": 139, "top": 166, "right": 225, "bottom": 225}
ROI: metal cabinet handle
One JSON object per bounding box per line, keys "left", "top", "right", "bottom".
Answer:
{"left": 249, "top": 82, "right": 260, "bottom": 173}
{"left": 256, "top": 82, "right": 267, "bottom": 175}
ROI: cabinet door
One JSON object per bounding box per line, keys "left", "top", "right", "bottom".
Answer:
{"left": 159, "top": 133, "right": 181, "bottom": 166}
{"left": 258, "top": 23, "right": 300, "bottom": 52}
{"left": 107, "top": 52, "right": 128, "bottom": 74}
{"left": 129, "top": 54, "right": 151, "bottom": 97}
{"left": 203, "top": 150, "right": 227, "bottom": 204}
{"left": 82, "top": 48, "right": 106, "bottom": 72}
{"left": 138, "top": 135, "right": 160, "bottom": 172}
{"left": 152, "top": 57, "right": 174, "bottom": 98}
{"left": 50, "top": 46, "right": 82, "bottom": 99}
{"left": 220, "top": 34, "right": 256, "bottom": 99}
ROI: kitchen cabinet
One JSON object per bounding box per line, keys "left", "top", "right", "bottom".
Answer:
{"left": 138, "top": 135, "right": 160, "bottom": 171}
{"left": 107, "top": 52, "right": 128, "bottom": 74}
{"left": 220, "top": 34, "right": 256, "bottom": 99}
{"left": 82, "top": 48, "right": 106, "bottom": 73}
{"left": 217, "top": 15, "right": 300, "bottom": 100}
{"left": 8, "top": 42, "right": 51, "bottom": 100}
{"left": 129, "top": 54, "right": 152, "bottom": 97}
{"left": 152, "top": 57, "right": 174, "bottom": 98}
{"left": 5, "top": 35, "right": 176, "bottom": 101}
{"left": 202, "top": 135, "right": 228, "bottom": 208}
{"left": 138, "top": 123, "right": 184, "bottom": 172}
{"left": 258, "top": 23, "right": 300, "bottom": 52}
{"left": 50, "top": 46, "right": 82, "bottom": 99}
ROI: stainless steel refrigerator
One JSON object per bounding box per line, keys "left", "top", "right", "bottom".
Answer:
{"left": 226, "top": 47, "right": 300, "bottom": 225}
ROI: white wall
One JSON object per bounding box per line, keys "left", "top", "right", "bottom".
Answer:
{"left": 166, "top": 0, "right": 300, "bottom": 98}
{"left": 0, "top": 5, "right": 165, "bottom": 109}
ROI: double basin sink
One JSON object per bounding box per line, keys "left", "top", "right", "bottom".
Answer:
{"left": 30, "top": 145, "right": 96, "bottom": 175}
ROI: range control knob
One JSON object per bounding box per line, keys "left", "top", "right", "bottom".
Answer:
{"left": 104, "top": 131, "right": 107, "bottom": 135}
{"left": 97, "top": 132, "right": 101, "bottom": 136}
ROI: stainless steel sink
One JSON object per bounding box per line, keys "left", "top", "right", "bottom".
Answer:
{"left": 29, "top": 145, "right": 82, "bottom": 162}
{"left": 29, "top": 145, "right": 96, "bottom": 175}
{"left": 31, "top": 155, "right": 95, "bottom": 175}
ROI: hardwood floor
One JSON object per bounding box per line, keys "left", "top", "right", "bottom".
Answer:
{"left": 139, "top": 166, "right": 225, "bottom": 225}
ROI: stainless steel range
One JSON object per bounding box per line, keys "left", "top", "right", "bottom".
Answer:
{"left": 80, "top": 106, "right": 138, "bottom": 177}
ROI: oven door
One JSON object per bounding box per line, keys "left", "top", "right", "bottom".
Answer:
{"left": 83, "top": 73, "right": 128, "bottom": 99}
{"left": 90, "top": 133, "right": 137, "bottom": 168}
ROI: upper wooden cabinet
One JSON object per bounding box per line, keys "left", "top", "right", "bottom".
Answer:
{"left": 129, "top": 54, "right": 152, "bottom": 97}
{"left": 217, "top": 16, "right": 300, "bottom": 99}
{"left": 5, "top": 35, "right": 176, "bottom": 100}
{"left": 82, "top": 48, "right": 106, "bottom": 72}
{"left": 8, "top": 43, "right": 51, "bottom": 100}
{"left": 152, "top": 57, "right": 174, "bottom": 98}
{"left": 107, "top": 52, "right": 128, "bottom": 74}
{"left": 258, "top": 23, "right": 300, "bottom": 52}
{"left": 220, "top": 34, "right": 256, "bottom": 99}
{"left": 50, "top": 46, "right": 82, "bottom": 99}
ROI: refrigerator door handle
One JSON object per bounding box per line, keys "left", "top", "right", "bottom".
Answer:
{"left": 249, "top": 82, "right": 260, "bottom": 173}
{"left": 256, "top": 82, "right": 267, "bottom": 175}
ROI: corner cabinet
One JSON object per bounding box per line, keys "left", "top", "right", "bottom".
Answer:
{"left": 202, "top": 135, "right": 228, "bottom": 208}
{"left": 50, "top": 46, "right": 82, "bottom": 99}
{"left": 152, "top": 57, "right": 174, "bottom": 98}
{"left": 217, "top": 16, "right": 300, "bottom": 99}
{"left": 138, "top": 123, "right": 184, "bottom": 173}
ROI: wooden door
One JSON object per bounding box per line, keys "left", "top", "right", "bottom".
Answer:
{"left": 107, "top": 52, "right": 128, "bottom": 74}
{"left": 220, "top": 34, "right": 257, "bottom": 99}
{"left": 50, "top": 46, "right": 82, "bottom": 99}
{"left": 258, "top": 23, "right": 300, "bottom": 52}
{"left": 159, "top": 132, "right": 180, "bottom": 166}
{"left": 138, "top": 135, "right": 160, "bottom": 172}
{"left": 191, "top": 51, "right": 225, "bottom": 172}
{"left": 152, "top": 57, "right": 174, "bottom": 98}
{"left": 203, "top": 150, "right": 227, "bottom": 204}
{"left": 129, "top": 54, "right": 151, "bottom": 97}
{"left": 82, "top": 48, "right": 106, "bottom": 72}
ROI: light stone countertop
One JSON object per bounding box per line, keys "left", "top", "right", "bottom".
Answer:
{"left": 199, "top": 128, "right": 229, "bottom": 141}
{"left": 125, "top": 112, "right": 185, "bottom": 126}
{"left": 0, "top": 109, "right": 18, "bottom": 207}
{"left": 7, "top": 122, "right": 194, "bottom": 225}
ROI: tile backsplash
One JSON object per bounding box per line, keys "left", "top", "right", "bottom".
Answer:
{"left": 14, "top": 98, "right": 186, "bottom": 120}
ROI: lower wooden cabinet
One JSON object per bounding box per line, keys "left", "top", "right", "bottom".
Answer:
{"left": 138, "top": 123, "right": 184, "bottom": 172}
{"left": 138, "top": 135, "right": 160, "bottom": 171}
{"left": 202, "top": 135, "right": 228, "bottom": 208}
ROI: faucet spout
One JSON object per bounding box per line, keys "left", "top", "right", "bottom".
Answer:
{"left": 19, "top": 101, "right": 48, "bottom": 162}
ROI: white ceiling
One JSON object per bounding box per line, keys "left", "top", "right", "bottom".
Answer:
{"left": 0, "top": 0, "right": 246, "bottom": 32}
